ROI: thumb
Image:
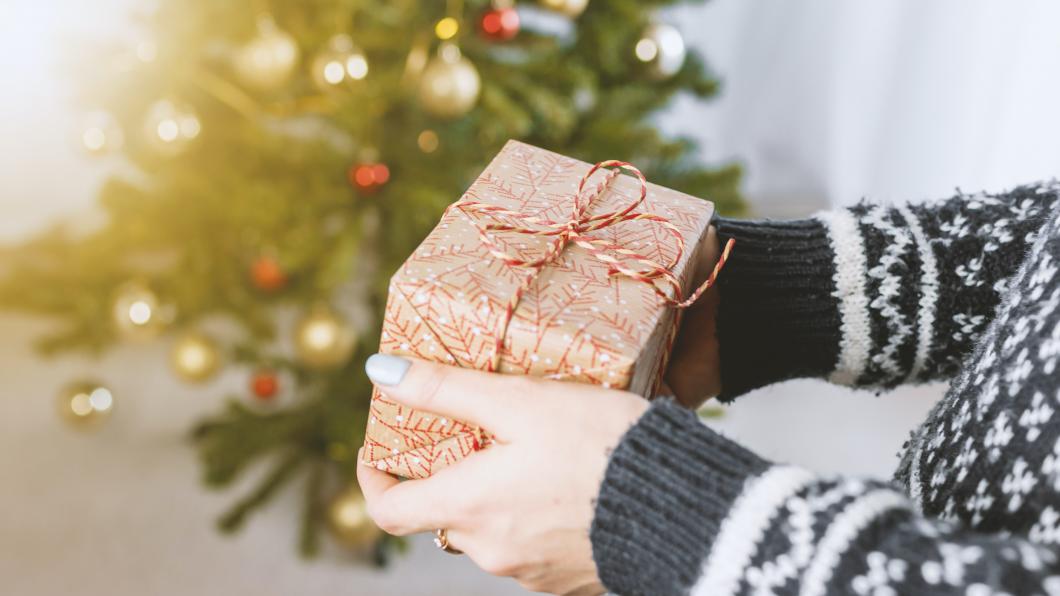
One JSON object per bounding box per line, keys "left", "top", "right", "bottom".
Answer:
{"left": 365, "top": 354, "right": 523, "bottom": 436}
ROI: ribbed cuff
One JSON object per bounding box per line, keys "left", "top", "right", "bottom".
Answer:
{"left": 714, "top": 217, "right": 842, "bottom": 400}
{"left": 590, "top": 399, "right": 770, "bottom": 596}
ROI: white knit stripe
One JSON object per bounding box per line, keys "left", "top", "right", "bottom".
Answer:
{"left": 691, "top": 466, "right": 816, "bottom": 596}
{"left": 897, "top": 203, "right": 939, "bottom": 382}
{"left": 860, "top": 206, "right": 914, "bottom": 379}
{"left": 799, "top": 490, "right": 910, "bottom": 596}
{"left": 816, "top": 211, "right": 872, "bottom": 385}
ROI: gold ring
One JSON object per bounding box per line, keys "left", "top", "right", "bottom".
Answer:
{"left": 434, "top": 528, "right": 463, "bottom": 554}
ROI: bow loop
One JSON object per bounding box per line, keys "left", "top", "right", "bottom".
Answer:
{"left": 450, "top": 159, "right": 733, "bottom": 371}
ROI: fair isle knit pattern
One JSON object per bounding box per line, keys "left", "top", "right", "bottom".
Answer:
{"left": 591, "top": 183, "right": 1060, "bottom": 595}
{"left": 711, "top": 184, "right": 1058, "bottom": 399}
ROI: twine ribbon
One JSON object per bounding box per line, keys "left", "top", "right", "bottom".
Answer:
{"left": 451, "top": 159, "right": 735, "bottom": 372}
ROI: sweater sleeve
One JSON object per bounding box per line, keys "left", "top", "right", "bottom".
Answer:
{"left": 713, "top": 182, "right": 1059, "bottom": 400}
{"left": 590, "top": 400, "right": 1060, "bottom": 596}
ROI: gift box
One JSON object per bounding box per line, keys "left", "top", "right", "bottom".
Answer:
{"left": 361, "top": 140, "right": 723, "bottom": 478}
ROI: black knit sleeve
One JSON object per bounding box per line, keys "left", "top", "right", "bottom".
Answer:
{"left": 713, "top": 181, "right": 1059, "bottom": 400}
{"left": 592, "top": 402, "right": 1060, "bottom": 596}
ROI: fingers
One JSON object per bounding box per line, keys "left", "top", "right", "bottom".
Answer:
{"left": 359, "top": 461, "right": 449, "bottom": 535}
{"left": 365, "top": 353, "right": 533, "bottom": 434}
{"left": 359, "top": 444, "right": 499, "bottom": 536}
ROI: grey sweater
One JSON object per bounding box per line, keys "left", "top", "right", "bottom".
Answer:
{"left": 590, "top": 183, "right": 1060, "bottom": 595}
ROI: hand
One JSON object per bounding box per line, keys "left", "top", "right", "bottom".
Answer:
{"left": 664, "top": 225, "right": 722, "bottom": 407}
{"left": 358, "top": 354, "right": 648, "bottom": 595}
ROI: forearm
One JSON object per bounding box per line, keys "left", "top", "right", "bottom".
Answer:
{"left": 713, "top": 182, "right": 1059, "bottom": 399}
{"left": 591, "top": 400, "right": 1060, "bottom": 596}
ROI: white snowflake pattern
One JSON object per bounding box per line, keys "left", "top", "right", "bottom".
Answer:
{"left": 1002, "top": 458, "right": 1038, "bottom": 512}
{"left": 851, "top": 551, "right": 907, "bottom": 596}
{"left": 1031, "top": 507, "right": 1060, "bottom": 545}
{"left": 1019, "top": 392, "right": 1055, "bottom": 442}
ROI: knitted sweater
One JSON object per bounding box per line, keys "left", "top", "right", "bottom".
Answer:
{"left": 590, "top": 183, "right": 1060, "bottom": 596}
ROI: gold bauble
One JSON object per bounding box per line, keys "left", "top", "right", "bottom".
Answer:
{"left": 143, "top": 98, "right": 201, "bottom": 155}
{"left": 541, "top": 0, "right": 589, "bottom": 17}
{"left": 170, "top": 332, "right": 221, "bottom": 383}
{"left": 634, "top": 23, "right": 687, "bottom": 79}
{"left": 293, "top": 306, "right": 356, "bottom": 369}
{"left": 418, "top": 44, "right": 480, "bottom": 119}
{"left": 417, "top": 129, "right": 440, "bottom": 153}
{"left": 311, "top": 34, "right": 369, "bottom": 91}
{"left": 79, "top": 111, "right": 124, "bottom": 155}
{"left": 233, "top": 15, "right": 300, "bottom": 91}
{"left": 112, "top": 281, "right": 166, "bottom": 339}
{"left": 328, "top": 486, "right": 382, "bottom": 547}
{"left": 57, "top": 381, "right": 114, "bottom": 429}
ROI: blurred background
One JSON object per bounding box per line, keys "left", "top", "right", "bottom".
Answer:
{"left": 3, "top": 1, "right": 1060, "bottom": 594}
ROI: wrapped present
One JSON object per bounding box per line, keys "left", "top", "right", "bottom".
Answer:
{"left": 361, "top": 140, "right": 731, "bottom": 478}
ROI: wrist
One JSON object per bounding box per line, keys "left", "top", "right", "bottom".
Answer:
{"left": 713, "top": 216, "right": 842, "bottom": 400}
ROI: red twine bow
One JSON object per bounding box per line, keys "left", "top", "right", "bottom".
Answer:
{"left": 451, "top": 159, "right": 735, "bottom": 372}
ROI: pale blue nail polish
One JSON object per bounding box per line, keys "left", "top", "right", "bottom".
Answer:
{"left": 365, "top": 354, "right": 411, "bottom": 386}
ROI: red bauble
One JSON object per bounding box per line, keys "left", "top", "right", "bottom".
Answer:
{"left": 250, "top": 369, "right": 279, "bottom": 400}
{"left": 348, "top": 162, "right": 390, "bottom": 194}
{"left": 251, "top": 256, "right": 287, "bottom": 292}
{"left": 480, "top": 7, "right": 520, "bottom": 41}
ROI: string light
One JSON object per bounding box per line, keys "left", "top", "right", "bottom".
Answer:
{"left": 435, "top": 17, "right": 459, "bottom": 40}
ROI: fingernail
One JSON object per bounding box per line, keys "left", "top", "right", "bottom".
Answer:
{"left": 365, "top": 353, "right": 411, "bottom": 386}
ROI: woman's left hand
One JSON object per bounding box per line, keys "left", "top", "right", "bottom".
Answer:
{"left": 358, "top": 354, "right": 648, "bottom": 596}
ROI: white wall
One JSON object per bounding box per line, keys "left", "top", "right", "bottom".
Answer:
{"left": 659, "top": 0, "right": 1060, "bottom": 481}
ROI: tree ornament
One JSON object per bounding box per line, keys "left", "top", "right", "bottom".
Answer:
{"left": 311, "top": 34, "right": 369, "bottom": 90}
{"left": 417, "top": 129, "right": 440, "bottom": 153}
{"left": 112, "top": 281, "right": 166, "bottom": 339}
{"left": 79, "top": 111, "right": 124, "bottom": 155}
{"left": 142, "top": 98, "right": 201, "bottom": 155}
{"left": 480, "top": 5, "right": 520, "bottom": 41}
{"left": 293, "top": 306, "right": 356, "bottom": 369}
{"left": 57, "top": 381, "right": 114, "bottom": 429}
{"left": 418, "top": 44, "right": 481, "bottom": 119}
{"left": 170, "top": 332, "right": 221, "bottom": 383}
{"left": 233, "top": 14, "right": 300, "bottom": 91}
{"left": 251, "top": 255, "right": 287, "bottom": 292}
{"left": 250, "top": 369, "right": 279, "bottom": 401}
{"left": 348, "top": 162, "right": 390, "bottom": 194}
{"left": 540, "top": 0, "right": 588, "bottom": 17}
{"left": 328, "top": 486, "right": 382, "bottom": 547}
{"left": 634, "top": 23, "right": 686, "bottom": 79}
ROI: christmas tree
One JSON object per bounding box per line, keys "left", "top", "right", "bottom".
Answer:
{"left": 1, "top": 0, "right": 742, "bottom": 560}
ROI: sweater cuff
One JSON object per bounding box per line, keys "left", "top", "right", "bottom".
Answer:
{"left": 590, "top": 399, "right": 770, "bottom": 596}
{"left": 713, "top": 217, "right": 842, "bottom": 400}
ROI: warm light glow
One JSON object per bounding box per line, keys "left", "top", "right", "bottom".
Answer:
{"left": 88, "top": 388, "right": 113, "bottom": 411}
{"left": 156, "top": 119, "right": 180, "bottom": 142}
{"left": 635, "top": 38, "right": 658, "bottom": 62}
{"left": 179, "top": 115, "right": 201, "bottom": 139}
{"left": 439, "top": 43, "right": 462, "bottom": 63}
{"left": 82, "top": 128, "right": 107, "bottom": 151}
{"left": 304, "top": 321, "right": 337, "bottom": 349}
{"left": 322, "top": 60, "right": 345, "bottom": 85}
{"left": 69, "top": 392, "right": 93, "bottom": 417}
{"left": 346, "top": 54, "right": 368, "bottom": 80}
{"left": 335, "top": 500, "right": 367, "bottom": 527}
{"left": 179, "top": 345, "right": 208, "bottom": 369}
{"left": 128, "top": 300, "right": 153, "bottom": 325}
{"left": 435, "top": 17, "right": 459, "bottom": 41}
{"left": 135, "top": 39, "right": 157, "bottom": 63}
